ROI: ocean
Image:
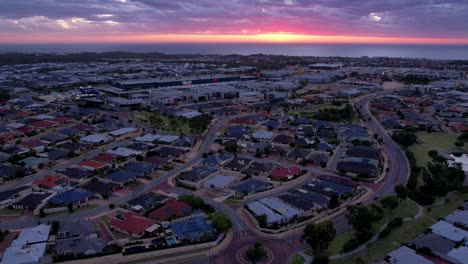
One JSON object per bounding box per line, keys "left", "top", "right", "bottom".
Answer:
{"left": 0, "top": 43, "right": 467, "bottom": 60}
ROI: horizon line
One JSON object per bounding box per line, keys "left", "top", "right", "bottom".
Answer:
{"left": 1, "top": 33, "right": 468, "bottom": 45}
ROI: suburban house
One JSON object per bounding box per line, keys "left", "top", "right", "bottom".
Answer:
{"left": 108, "top": 212, "right": 160, "bottom": 238}
{"left": 48, "top": 189, "right": 94, "bottom": 209}
{"left": 148, "top": 200, "right": 193, "bottom": 222}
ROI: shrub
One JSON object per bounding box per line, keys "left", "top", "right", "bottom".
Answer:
{"left": 378, "top": 226, "right": 392, "bottom": 238}
{"left": 312, "top": 254, "right": 329, "bottom": 264}
{"left": 343, "top": 238, "right": 361, "bottom": 252}
{"left": 388, "top": 217, "right": 403, "bottom": 228}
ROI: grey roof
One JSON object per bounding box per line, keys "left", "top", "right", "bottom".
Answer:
{"left": 387, "top": 246, "right": 432, "bottom": 264}
{"left": 408, "top": 233, "right": 456, "bottom": 255}
{"left": 203, "top": 174, "right": 236, "bottom": 189}
{"left": 58, "top": 219, "right": 96, "bottom": 239}
{"left": 430, "top": 220, "right": 468, "bottom": 242}
{"left": 56, "top": 236, "right": 107, "bottom": 256}
{"left": 444, "top": 210, "right": 468, "bottom": 228}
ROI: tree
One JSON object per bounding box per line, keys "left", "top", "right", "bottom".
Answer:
{"left": 51, "top": 221, "right": 60, "bottom": 235}
{"left": 394, "top": 185, "right": 409, "bottom": 200}
{"left": 328, "top": 195, "right": 340, "bottom": 209}
{"left": 67, "top": 203, "right": 74, "bottom": 213}
{"left": 346, "top": 204, "right": 384, "bottom": 235}
{"left": 208, "top": 212, "right": 232, "bottom": 233}
{"left": 257, "top": 214, "right": 267, "bottom": 228}
{"left": 302, "top": 221, "right": 336, "bottom": 255}
{"left": 380, "top": 195, "right": 399, "bottom": 212}
{"left": 178, "top": 195, "right": 205, "bottom": 210}
{"left": 225, "top": 142, "right": 238, "bottom": 153}
{"left": 391, "top": 132, "right": 418, "bottom": 147}
{"left": 454, "top": 141, "right": 464, "bottom": 147}
{"left": 428, "top": 150, "right": 438, "bottom": 158}
{"left": 39, "top": 208, "right": 46, "bottom": 218}
{"left": 246, "top": 242, "right": 267, "bottom": 262}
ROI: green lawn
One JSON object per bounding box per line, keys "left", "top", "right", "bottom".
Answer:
{"left": 415, "top": 132, "right": 457, "bottom": 149}
{"left": 327, "top": 231, "right": 354, "bottom": 256}
{"left": 223, "top": 199, "right": 238, "bottom": 205}
{"left": 409, "top": 132, "right": 460, "bottom": 168}
{"left": 330, "top": 192, "right": 468, "bottom": 264}
{"left": 304, "top": 199, "right": 418, "bottom": 258}
{"left": 290, "top": 254, "right": 306, "bottom": 264}
{"left": 0, "top": 208, "right": 21, "bottom": 216}
{"left": 133, "top": 112, "right": 192, "bottom": 134}
{"left": 289, "top": 105, "right": 343, "bottom": 117}
{"left": 125, "top": 181, "right": 143, "bottom": 190}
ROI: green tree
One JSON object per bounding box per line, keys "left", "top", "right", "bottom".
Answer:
{"left": 39, "top": 208, "right": 46, "bottom": 218}
{"left": 246, "top": 242, "right": 267, "bottom": 262}
{"left": 257, "top": 214, "right": 267, "bottom": 228}
{"left": 394, "top": 185, "right": 409, "bottom": 200}
{"left": 50, "top": 221, "right": 60, "bottom": 235}
{"left": 208, "top": 212, "right": 232, "bottom": 233}
{"left": 178, "top": 195, "right": 205, "bottom": 209}
{"left": 391, "top": 132, "right": 418, "bottom": 147}
{"left": 67, "top": 203, "right": 74, "bottom": 213}
{"left": 380, "top": 195, "right": 399, "bottom": 212}
{"left": 302, "top": 221, "right": 336, "bottom": 255}
{"left": 328, "top": 195, "right": 340, "bottom": 209}
{"left": 346, "top": 204, "right": 384, "bottom": 235}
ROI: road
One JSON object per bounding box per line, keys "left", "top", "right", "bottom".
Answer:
{"left": 355, "top": 94, "right": 410, "bottom": 196}
{"left": 0, "top": 115, "right": 229, "bottom": 229}
{"left": 0, "top": 95, "right": 411, "bottom": 263}
{"left": 212, "top": 93, "right": 411, "bottom": 264}
{"left": 0, "top": 139, "right": 130, "bottom": 192}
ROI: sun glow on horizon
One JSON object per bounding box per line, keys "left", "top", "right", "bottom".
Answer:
{"left": 1, "top": 33, "right": 468, "bottom": 45}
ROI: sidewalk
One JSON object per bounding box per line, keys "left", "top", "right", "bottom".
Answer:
{"left": 64, "top": 231, "right": 233, "bottom": 264}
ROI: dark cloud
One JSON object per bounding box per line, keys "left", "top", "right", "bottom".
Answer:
{"left": 0, "top": 0, "right": 466, "bottom": 39}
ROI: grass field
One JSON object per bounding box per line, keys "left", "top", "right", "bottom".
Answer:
{"left": 409, "top": 132, "right": 460, "bottom": 168}
{"left": 329, "top": 192, "right": 468, "bottom": 264}
{"left": 0, "top": 208, "right": 21, "bottom": 216}
{"left": 304, "top": 199, "right": 418, "bottom": 258}
{"left": 290, "top": 254, "right": 306, "bottom": 264}
{"left": 288, "top": 105, "right": 343, "bottom": 117}
{"left": 133, "top": 112, "right": 192, "bottom": 134}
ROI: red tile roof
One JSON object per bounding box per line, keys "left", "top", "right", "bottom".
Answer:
{"left": 148, "top": 200, "right": 192, "bottom": 221}
{"left": 78, "top": 160, "right": 108, "bottom": 169}
{"left": 20, "top": 139, "right": 46, "bottom": 149}
{"left": 379, "top": 111, "right": 398, "bottom": 116}
{"left": 33, "top": 175, "right": 64, "bottom": 188}
{"left": 271, "top": 166, "right": 301, "bottom": 179}
{"left": 91, "top": 154, "right": 117, "bottom": 164}
{"left": 16, "top": 126, "right": 35, "bottom": 133}
{"left": 109, "top": 212, "right": 157, "bottom": 235}
{"left": 30, "top": 120, "right": 57, "bottom": 128}
{"left": 0, "top": 131, "right": 22, "bottom": 141}
{"left": 51, "top": 117, "right": 71, "bottom": 123}
{"left": 451, "top": 123, "right": 468, "bottom": 132}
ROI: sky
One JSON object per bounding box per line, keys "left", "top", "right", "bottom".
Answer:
{"left": 0, "top": 0, "right": 467, "bottom": 44}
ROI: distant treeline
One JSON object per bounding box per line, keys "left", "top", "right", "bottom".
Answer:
{"left": 0, "top": 52, "right": 203, "bottom": 66}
